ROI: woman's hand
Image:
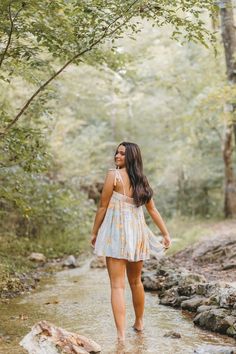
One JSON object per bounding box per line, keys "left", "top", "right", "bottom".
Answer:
{"left": 162, "top": 234, "right": 171, "bottom": 249}
{"left": 90, "top": 233, "right": 97, "bottom": 248}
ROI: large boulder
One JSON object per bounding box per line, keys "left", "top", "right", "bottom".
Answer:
{"left": 181, "top": 296, "right": 209, "bottom": 312}
{"left": 193, "top": 308, "right": 236, "bottom": 338}
{"left": 20, "top": 320, "right": 101, "bottom": 354}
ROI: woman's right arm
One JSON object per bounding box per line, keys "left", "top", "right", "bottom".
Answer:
{"left": 90, "top": 170, "right": 114, "bottom": 247}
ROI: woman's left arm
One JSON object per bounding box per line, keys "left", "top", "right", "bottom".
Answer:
{"left": 145, "top": 198, "right": 171, "bottom": 248}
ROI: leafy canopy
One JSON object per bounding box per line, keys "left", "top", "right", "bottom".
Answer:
{"left": 0, "top": 0, "right": 216, "bottom": 78}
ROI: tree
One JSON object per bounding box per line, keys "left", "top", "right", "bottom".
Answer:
{"left": 220, "top": 0, "right": 236, "bottom": 217}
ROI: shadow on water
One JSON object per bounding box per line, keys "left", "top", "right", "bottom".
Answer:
{"left": 0, "top": 259, "right": 235, "bottom": 354}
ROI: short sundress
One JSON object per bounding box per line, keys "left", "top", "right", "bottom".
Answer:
{"left": 94, "top": 168, "right": 166, "bottom": 262}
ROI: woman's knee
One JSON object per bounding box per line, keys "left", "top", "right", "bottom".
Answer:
{"left": 128, "top": 277, "right": 142, "bottom": 288}
{"left": 110, "top": 279, "right": 125, "bottom": 289}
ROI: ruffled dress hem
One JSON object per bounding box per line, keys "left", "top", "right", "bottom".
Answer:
{"left": 93, "top": 250, "right": 151, "bottom": 262}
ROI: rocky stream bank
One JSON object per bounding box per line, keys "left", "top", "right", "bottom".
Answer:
{"left": 142, "top": 232, "right": 236, "bottom": 341}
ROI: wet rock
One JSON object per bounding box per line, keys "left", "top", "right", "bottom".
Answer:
{"left": 143, "top": 255, "right": 173, "bottom": 271}
{"left": 28, "top": 253, "right": 46, "bottom": 263}
{"left": 62, "top": 255, "right": 77, "bottom": 268}
{"left": 90, "top": 256, "right": 106, "bottom": 268}
{"left": 196, "top": 305, "right": 219, "bottom": 313}
{"left": 147, "top": 262, "right": 205, "bottom": 286}
{"left": 20, "top": 320, "right": 101, "bottom": 354}
{"left": 193, "top": 344, "right": 236, "bottom": 354}
{"left": 181, "top": 296, "right": 209, "bottom": 312}
{"left": 159, "top": 288, "right": 176, "bottom": 306}
{"left": 178, "top": 272, "right": 206, "bottom": 286}
{"left": 227, "top": 324, "right": 236, "bottom": 337}
{"left": 155, "top": 264, "right": 177, "bottom": 277}
{"left": 218, "top": 288, "right": 236, "bottom": 309}
{"left": 195, "top": 283, "right": 221, "bottom": 297}
{"left": 177, "top": 284, "right": 197, "bottom": 297}
{"left": 207, "top": 286, "right": 236, "bottom": 308}
{"left": 142, "top": 262, "right": 206, "bottom": 296}
{"left": 177, "top": 282, "right": 221, "bottom": 300}
{"left": 193, "top": 308, "right": 236, "bottom": 338}
{"left": 159, "top": 287, "right": 187, "bottom": 307}
{"left": 163, "top": 330, "right": 181, "bottom": 338}
{"left": 146, "top": 263, "right": 236, "bottom": 339}
{"left": 142, "top": 272, "right": 164, "bottom": 291}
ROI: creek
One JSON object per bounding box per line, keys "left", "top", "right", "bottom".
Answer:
{"left": 0, "top": 259, "right": 235, "bottom": 354}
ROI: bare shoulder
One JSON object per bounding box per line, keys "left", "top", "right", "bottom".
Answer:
{"left": 104, "top": 168, "right": 116, "bottom": 182}
{"left": 107, "top": 168, "right": 116, "bottom": 175}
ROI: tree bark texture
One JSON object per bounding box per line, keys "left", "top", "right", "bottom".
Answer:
{"left": 220, "top": 0, "right": 236, "bottom": 217}
{"left": 222, "top": 123, "right": 236, "bottom": 216}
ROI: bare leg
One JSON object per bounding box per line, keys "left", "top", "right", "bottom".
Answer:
{"left": 126, "top": 260, "right": 144, "bottom": 331}
{"left": 106, "top": 257, "right": 127, "bottom": 341}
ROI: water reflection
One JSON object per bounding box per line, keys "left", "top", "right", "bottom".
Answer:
{"left": 114, "top": 332, "right": 147, "bottom": 354}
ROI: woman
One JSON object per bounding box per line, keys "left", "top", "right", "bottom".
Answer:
{"left": 90, "top": 142, "right": 171, "bottom": 342}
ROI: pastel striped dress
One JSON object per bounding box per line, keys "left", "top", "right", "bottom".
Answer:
{"left": 94, "top": 169, "right": 165, "bottom": 262}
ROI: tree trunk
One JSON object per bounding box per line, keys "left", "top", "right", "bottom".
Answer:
{"left": 220, "top": 0, "right": 236, "bottom": 217}
{"left": 222, "top": 123, "right": 236, "bottom": 216}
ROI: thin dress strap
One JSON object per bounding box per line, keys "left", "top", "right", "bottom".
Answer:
{"left": 114, "top": 169, "right": 126, "bottom": 196}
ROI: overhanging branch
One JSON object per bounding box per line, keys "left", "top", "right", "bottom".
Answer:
{"left": 1, "top": 0, "right": 140, "bottom": 136}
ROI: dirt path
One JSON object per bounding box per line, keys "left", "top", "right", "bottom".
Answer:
{"left": 171, "top": 220, "right": 236, "bottom": 284}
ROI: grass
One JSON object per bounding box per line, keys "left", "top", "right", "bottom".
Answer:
{"left": 0, "top": 231, "right": 91, "bottom": 294}
{"left": 165, "top": 215, "right": 222, "bottom": 255}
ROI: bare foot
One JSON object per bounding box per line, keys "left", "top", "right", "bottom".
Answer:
{"left": 117, "top": 331, "right": 125, "bottom": 342}
{"left": 116, "top": 339, "right": 125, "bottom": 354}
{"left": 117, "top": 337, "right": 125, "bottom": 347}
{"left": 132, "top": 319, "right": 144, "bottom": 332}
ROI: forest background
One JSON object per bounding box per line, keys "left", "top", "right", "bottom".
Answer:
{"left": 0, "top": 0, "right": 235, "bottom": 289}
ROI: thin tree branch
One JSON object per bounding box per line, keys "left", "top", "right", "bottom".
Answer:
{"left": 0, "top": 2, "right": 24, "bottom": 68}
{"left": 1, "top": 0, "right": 140, "bottom": 136}
{"left": 205, "top": 117, "right": 223, "bottom": 141}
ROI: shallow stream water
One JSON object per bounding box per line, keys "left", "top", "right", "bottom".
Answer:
{"left": 0, "top": 259, "right": 235, "bottom": 354}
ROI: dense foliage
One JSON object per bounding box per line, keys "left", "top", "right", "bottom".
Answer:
{"left": 1, "top": 0, "right": 229, "bottom": 259}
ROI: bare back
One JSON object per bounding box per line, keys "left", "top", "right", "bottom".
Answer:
{"left": 113, "top": 168, "right": 133, "bottom": 198}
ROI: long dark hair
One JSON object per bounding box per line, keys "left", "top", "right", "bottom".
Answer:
{"left": 114, "top": 142, "right": 153, "bottom": 207}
